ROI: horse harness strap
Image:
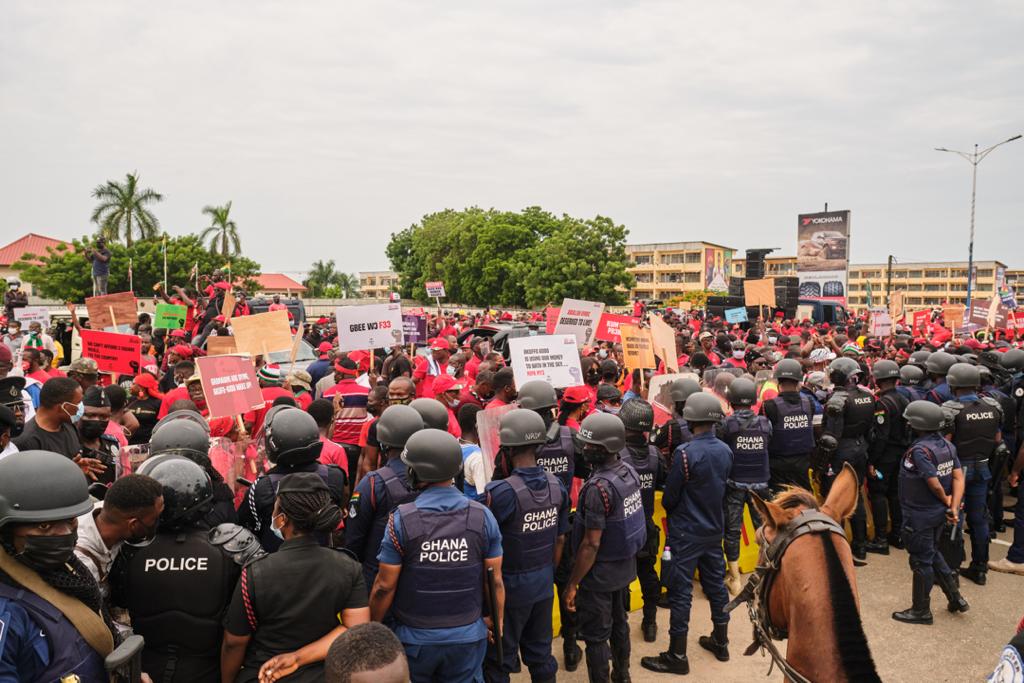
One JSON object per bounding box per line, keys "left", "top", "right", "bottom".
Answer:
{"left": 725, "top": 509, "right": 848, "bottom": 683}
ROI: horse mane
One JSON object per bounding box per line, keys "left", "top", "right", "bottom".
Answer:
{"left": 773, "top": 486, "right": 819, "bottom": 512}
{"left": 820, "top": 534, "right": 880, "bottom": 682}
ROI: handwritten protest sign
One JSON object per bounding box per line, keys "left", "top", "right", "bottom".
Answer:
{"left": 508, "top": 334, "right": 583, "bottom": 389}
{"left": 553, "top": 298, "right": 605, "bottom": 347}
{"left": 402, "top": 314, "right": 427, "bottom": 344}
{"left": 725, "top": 307, "right": 748, "bottom": 324}
{"left": 335, "top": 303, "right": 404, "bottom": 351}
{"left": 196, "top": 355, "right": 265, "bottom": 419}
{"left": 85, "top": 292, "right": 137, "bottom": 332}
{"left": 868, "top": 308, "right": 892, "bottom": 337}
{"left": 154, "top": 303, "right": 187, "bottom": 330}
{"left": 425, "top": 281, "right": 446, "bottom": 298}
{"left": 594, "top": 313, "right": 638, "bottom": 344}
{"left": 544, "top": 307, "right": 559, "bottom": 334}
{"left": 207, "top": 336, "right": 237, "bottom": 355}
{"left": 13, "top": 306, "right": 50, "bottom": 327}
{"left": 743, "top": 278, "right": 776, "bottom": 308}
{"left": 230, "top": 310, "right": 293, "bottom": 357}
{"left": 80, "top": 329, "right": 142, "bottom": 375}
{"left": 221, "top": 291, "right": 236, "bottom": 320}
{"left": 620, "top": 324, "right": 655, "bottom": 370}
{"left": 649, "top": 315, "right": 679, "bottom": 372}
{"left": 912, "top": 310, "right": 930, "bottom": 335}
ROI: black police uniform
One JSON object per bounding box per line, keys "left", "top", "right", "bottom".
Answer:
{"left": 223, "top": 535, "right": 368, "bottom": 682}
{"left": 620, "top": 434, "right": 665, "bottom": 630}
{"left": 981, "top": 380, "right": 1016, "bottom": 532}
{"left": 867, "top": 387, "right": 911, "bottom": 547}
{"left": 762, "top": 391, "right": 816, "bottom": 492}
{"left": 821, "top": 384, "right": 876, "bottom": 554}
{"left": 653, "top": 415, "right": 693, "bottom": 459}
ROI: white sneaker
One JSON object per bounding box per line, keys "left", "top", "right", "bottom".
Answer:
{"left": 988, "top": 558, "right": 1024, "bottom": 575}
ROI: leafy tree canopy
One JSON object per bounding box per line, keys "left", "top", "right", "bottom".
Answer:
{"left": 385, "top": 207, "right": 631, "bottom": 308}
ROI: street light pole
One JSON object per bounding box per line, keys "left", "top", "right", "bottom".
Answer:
{"left": 935, "top": 134, "right": 1021, "bottom": 314}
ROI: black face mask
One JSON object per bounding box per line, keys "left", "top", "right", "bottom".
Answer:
{"left": 18, "top": 533, "right": 78, "bottom": 572}
{"left": 581, "top": 445, "right": 608, "bottom": 465}
{"left": 79, "top": 419, "right": 109, "bottom": 440}
{"left": 585, "top": 371, "right": 600, "bottom": 386}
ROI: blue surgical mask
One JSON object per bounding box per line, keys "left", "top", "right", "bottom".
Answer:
{"left": 62, "top": 401, "right": 84, "bottom": 424}
{"left": 271, "top": 513, "right": 285, "bottom": 540}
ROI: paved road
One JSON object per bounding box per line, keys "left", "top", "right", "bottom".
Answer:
{"left": 512, "top": 528, "right": 1021, "bottom": 681}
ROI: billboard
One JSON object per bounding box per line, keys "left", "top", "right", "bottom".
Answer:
{"left": 797, "top": 210, "right": 850, "bottom": 304}
{"left": 704, "top": 247, "right": 732, "bottom": 292}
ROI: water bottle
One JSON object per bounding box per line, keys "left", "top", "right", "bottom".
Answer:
{"left": 660, "top": 545, "right": 672, "bottom": 590}
{"left": 661, "top": 545, "right": 672, "bottom": 562}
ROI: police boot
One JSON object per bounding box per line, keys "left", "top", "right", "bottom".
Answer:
{"left": 642, "top": 605, "right": 658, "bottom": 643}
{"left": 724, "top": 562, "right": 742, "bottom": 596}
{"left": 864, "top": 537, "right": 889, "bottom": 555}
{"left": 611, "top": 655, "right": 632, "bottom": 683}
{"left": 892, "top": 573, "right": 933, "bottom": 625}
{"left": 697, "top": 622, "right": 730, "bottom": 662}
{"left": 563, "top": 636, "right": 583, "bottom": 673}
{"left": 851, "top": 519, "right": 868, "bottom": 566}
{"left": 960, "top": 563, "right": 987, "bottom": 586}
{"left": 641, "top": 635, "right": 689, "bottom": 675}
{"left": 887, "top": 530, "right": 905, "bottom": 550}
{"left": 936, "top": 571, "right": 970, "bottom": 613}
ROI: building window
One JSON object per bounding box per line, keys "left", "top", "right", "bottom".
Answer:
{"left": 633, "top": 255, "right": 653, "bottom": 265}
{"left": 977, "top": 269, "right": 994, "bottom": 278}
{"left": 925, "top": 270, "right": 944, "bottom": 278}
{"left": 905, "top": 284, "right": 922, "bottom": 291}
{"left": 685, "top": 252, "right": 701, "bottom": 264}
{"left": 684, "top": 272, "right": 701, "bottom": 283}
{"left": 635, "top": 273, "right": 653, "bottom": 283}
{"left": 924, "top": 284, "right": 944, "bottom": 291}
{"left": 906, "top": 270, "right": 922, "bottom": 278}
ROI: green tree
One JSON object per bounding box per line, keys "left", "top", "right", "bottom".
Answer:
{"left": 200, "top": 201, "right": 242, "bottom": 257}
{"left": 303, "top": 260, "right": 359, "bottom": 298}
{"left": 14, "top": 234, "right": 260, "bottom": 302}
{"left": 90, "top": 173, "right": 163, "bottom": 247}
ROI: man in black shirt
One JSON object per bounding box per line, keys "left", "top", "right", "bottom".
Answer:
{"left": 12, "top": 377, "right": 105, "bottom": 480}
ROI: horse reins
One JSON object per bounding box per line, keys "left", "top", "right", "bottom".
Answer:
{"left": 725, "top": 509, "right": 849, "bottom": 683}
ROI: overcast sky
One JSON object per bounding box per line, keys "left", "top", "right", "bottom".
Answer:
{"left": 3, "top": 1, "right": 1022, "bottom": 278}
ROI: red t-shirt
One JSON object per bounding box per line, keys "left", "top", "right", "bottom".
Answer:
{"left": 244, "top": 387, "right": 294, "bottom": 435}
{"left": 157, "top": 386, "right": 190, "bottom": 419}
{"left": 318, "top": 436, "right": 350, "bottom": 475}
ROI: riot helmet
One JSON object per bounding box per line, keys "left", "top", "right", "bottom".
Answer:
{"left": 619, "top": 398, "right": 655, "bottom": 432}
{"left": 726, "top": 377, "right": 757, "bottom": 407}
{"left": 264, "top": 406, "right": 322, "bottom": 466}
{"left": 577, "top": 412, "right": 626, "bottom": 455}
{"left": 682, "top": 392, "right": 725, "bottom": 423}
{"left": 828, "top": 357, "right": 861, "bottom": 386}
{"left": 401, "top": 429, "right": 463, "bottom": 486}
{"left": 138, "top": 454, "right": 213, "bottom": 531}
{"left": 925, "top": 351, "right": 957, "bottom": 377}
{"left": 871, "top": 360, "right": 901, "bottom": 383}
{"left": 946, "top": 362, "right": 980, "bottom": 389}
{"left": 0, "top": 451, "right": 93, "bottom": 528}
{"left": 773, "top": 358, "right": 804, "bottom": 383}
{"left": 516, "top": 381, "right": 558, "bottom": 411}
{"left": 903, "top": 400, "right": 947, "bottom": 432}
{"left": 899, "top": 364, "right": 925, "bottom": 387}
{"left": 498, "top": 409, "right": 548, "bottom": 447}
{"left": 376, "top": 404, "right": 424, "bottom": 451}
{"left": 410, "top": 398, "right": 449, "bottom": 431}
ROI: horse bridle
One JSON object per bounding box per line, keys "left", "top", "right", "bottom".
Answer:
{"left": 725, "top": 509, "right": 849, "bottom": 683}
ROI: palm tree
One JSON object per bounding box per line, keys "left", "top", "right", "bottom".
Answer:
{"left": 303, "top": 260, "right": 361, "bottom": 298}
{"left": 337, "top": 272, "right": 360, "bottom": 299}
{"left": 90, "top": 172, "right": 163, "bottom": 248}
{"left": 200, "top": 201, "right": 242, "bottom": 257}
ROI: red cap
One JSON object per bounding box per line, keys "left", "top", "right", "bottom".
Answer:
{"left": 429, "top": 338, "right": 449, "bottom": 351}
{"left": 562, "top": 385, "right": 590, "bottom": 404}
{"left": 214, "top": 281, "right": 231, "bottom": 291}
{"left": 317, "top": 341, "right": 333, "bottom": 358}
{"left": 963, "top": 338, "right": 983, "bottom": 350}
{"left": 433, "top": 375, "right": 465, "bottom": 395}
{"left": 214, "top": 315, "right": 226, "bottom": 323}
{"left": 170, "top": 344, "right": 193, "bottom": 358}
{"left": 581, "top": 345, "right": 596, "bottom": 357}
{"left": 169, "top": 329, "right": 187, "bottom": 338}
{"left": 133, "top": 372, "right": 164, "bottom": 399}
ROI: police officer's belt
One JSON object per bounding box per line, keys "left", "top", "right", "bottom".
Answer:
{"left": 724, "top": 509, "right": 847, "bottom": 683}
{"left": 0, "top": 547, "right": 114, "bottom": 657}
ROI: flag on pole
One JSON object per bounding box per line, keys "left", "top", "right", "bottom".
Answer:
{"left": 865, "top": 281, "right": 873, "bottom": 308}
{"left": 162, "top": 235, "right": 168, "bottom": 292}
{"left": 128, "top": 257, "right": 134, "bottom": 293}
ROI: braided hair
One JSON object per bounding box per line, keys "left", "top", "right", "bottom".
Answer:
{"left": 278, "top": 487, "right": 342, "bottom": 534}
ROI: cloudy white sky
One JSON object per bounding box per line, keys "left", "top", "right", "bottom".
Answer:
{"left": 2, "top": 1, "right": 1022, "bottom": 278}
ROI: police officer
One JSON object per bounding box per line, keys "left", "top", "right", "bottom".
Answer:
{"left": 898, "top": 364, "right": 928, "bottom": 401}
{"left": 484, "top": 409, "right": 570, "bottom": 683}
{"left": 652, "top": 378, "right": 701, "bottom": 457}
{"left": 719, "top": 377, "right": 771, "bottom": 595}
{"left": 565, "top": 412, "right": 645, "bottom": 683}
{"left": 369, "top": 429, "right": 504, "bottom": 683}
{"left": 942, "top": 362, "right": 1003, "bottom": 586}
{"left": 820, "top": 357, "right": 875, "bottom": 563}
{"left": 892, "top": 401, "right": 969, "bottom": 624}
{"left": 925, "top": 351, "right": 958, "bottom": 404}
{"left": 618, "top": 398, "right": 665, "bottom": 642}
{"left": 642, "top": 393, "right": 732, "bottom": 676}
{"left": 345, "top": 404, "right": 424, "bottom": 590}
{"left": 77, "top": 385, "right": 122, "bottom": 488}
{"left": 111, "top": 454, "right": 264, "bottom": 681}
{"left": 238, "top": 405, "right": 347, "bottom": 552}
{"left": 978, "top": 359, "right": 1017, "bottom": 534}
{"left": 410, "top": 396, "right": 450, "bottom": 431}
{"left": 151, "top": 417, "right": 237, "bottom": 526}
{"left": 761, "top": 358, "right": 817, "bottom": 493}
{"left": 0, "top": 450, "right": 111, "bottom": 680}
{"left": 866, "top": 360, "right": 911, "bottom": 554}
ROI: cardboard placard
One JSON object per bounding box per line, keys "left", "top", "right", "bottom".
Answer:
{"left": 206, "top": 336, "right": 237, "bottom": 355}
{"left": 402, "top": 314, "right": 427, "bottom": 344}
{"left": 620, "top": 324, "right": 656, "bottom": 370}
{"left": 594, "top": 313, "right": 639, "bottom": 343}
{"left": 80, "top": 329, "right": 142, "bottom": 375}
{"left": 508, "top": 334, "right": 584, "bottom": 389}
{"left": 13, "top": 306, "right": 50, "bottom": 327}
{"left": 230, "top": 309, "right": 294, "bottom": 357}
{"left": 725, "top": 307, "right": 748, "bottom": 324}
{"left": 153, "top": 303, "right": 188, "bottom": 330}
{"left": 85, "top": 292, "right": 138, "bottom": 332}
{"left": 868, "top": 308, "right": 892, "bottom": 337}
{"left": 425, "top": 281, "right": 446, "bottom": 298}
{"left": 942, "top": 304, "right": 965, "bottom": 332}
{"left": 743, "top": 278, "right": 776, "bottom": 307}
{"left": 335, "top": 303, "right": 404, "bottom": 351}
{"left": 196, "top": 355, "right": 265, "bottom": 419}
{"left": 221, "top": 291, "right": 236, "bottom": 320}
{"left": 553, "top": 298, "right": 605, "bottom": 347}
{"left": 889, "top": 291, "right": 905, "bottom": 324}
{"left": 648, "top": 314, "right": 679, "bottom": 373}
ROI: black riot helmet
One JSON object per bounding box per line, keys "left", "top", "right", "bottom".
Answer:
{"left": 376, "top": 404, "right": 424, "bottom": 451}
{"left": 828, "top": 357, "right": 861, "bottom": 386}
{"left": 401, "top": 429, "right": 463, "bottom": 486}
{"left": 264, "top": 406, "right": 322, "bottom": 466}
{"left": 138, "top": 454, "right": 213, "bottom": 531}
{"left": 499, "top": 409, "right": 548, "bottom": 447}
{"left": 909, "top": 350, "right": 932, "bottom": 368}
{"left": 925, "top": 351, "right": 957, "bottom": 377}
{"left": 726, "top": 377, "right": 757, "bottom": 407}
{"left": 669, "top": 378, "right": 702, "bottom": 403}
{"left": 1001, "top": 348, "right": 1024, "bottom": 372}
{"left": 0, "top": 451, "right": 93, "bottom": 528}
{"left": 903, "top": 400, "right": 947, "bottom": 432}
{"left": 682, "top": 392, "right": 725, "bottom": 423}
{"left": 516, "top": 380, "right": 558, "bottom": 411}
{"left": 619, "top": 398, "right": 655, "bottom": 433}
{"left": 577, "top": 412, "right": 626, "bottom": 454}
{"left": 151, "top": 419, "right": 210, "bottom": 460}
{"left": 871, "top": 360, "right": 901, "bottom": 383}
{"left": 899, "top": 364, "right": 925, "bottom": 387}
{"left": 774, "top": 358, "right": 804, "bottom": 383}
{"left": 946, "top": 362, "right": 980, "bottom": 389}
{"left": 410, "top": 398, "right": 449, "bottom": 431}
{"left": 152, "top": 409, "right": 210, "bottom": 436}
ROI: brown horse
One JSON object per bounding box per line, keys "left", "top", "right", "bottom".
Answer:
{"left": 747, "top": 464, "right": 881, "bottom": 683}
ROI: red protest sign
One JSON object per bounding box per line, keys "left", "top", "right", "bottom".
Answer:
{"left": 912, "top": 310, "right": 929, "bottom": 336}
{"left": 196, "top": 355, "right": 264, "bottom": 419}
{"left": 594, "top": 313, "right": 639, "bottom": 343}
{"left": 80, "top": 329, "right": 142, "bottom": 375}
{"left": 545, "top": 307, "right": 559, "bottom": 335}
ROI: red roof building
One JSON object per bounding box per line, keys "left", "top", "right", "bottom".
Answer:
{"left": 252, "top": 273, "right": 307, "bottom": 297}
{"left": 0, "top": 233, "right": 72, "bottom": 266}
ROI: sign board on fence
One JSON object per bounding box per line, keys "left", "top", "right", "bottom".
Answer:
{"left": 402, "top": 314, "right": 427, "bottom": 345}
{"left": 508, "top": 334, "right": 584, "bottom": 389}
{"left": 869, "top": 308, "right": 892, "bottom": 337}
{"left": 594, "top": 313, "right": 638, "bottom": 344}
{"left": 221, "top": 291, "right": 236, "bottom": 320}
{"left": 196, "top": 355, "right": 265, "bottom": 419}
{"left": 13, "top": 307, "right": 50, "bottom": 327}
{"left": 335, "top": 303, "right": 404, "bottom": 351}
{"left": 153, "top": 303, "right": 187, "bottom": 330}
{"left": 553, "top": 298, "right": 605, "bottom": 347}
{"left": 424, "top": 281, "right": 446, "bottom": 298}
{"left": 80, "top": 329, "right": 142, "bottom": 375}
{"left": 230, "top": 310, "right": 294, "bottom": 357}
{"left": 620, "top": 324, "right": 656, "bottom": 370}
{"left": 206, "top": 336, "right": 237, "bottom": 355}
{"left": 725, "top": 307, "right": 748, "bottom": 324}
{"left": 648, "top": 315, "right": 679, "bottom": 372}
{"left": 743, "top": 278, "right": 776, "bottom": 308}
{"left": 85, "top": 292, "right": 138, "bottom": 332}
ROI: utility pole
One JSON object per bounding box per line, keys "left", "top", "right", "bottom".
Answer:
{"left": 886, "top": 255, "right": 894, "bottom": 307}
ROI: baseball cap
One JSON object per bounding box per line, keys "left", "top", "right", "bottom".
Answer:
{"left": 597, "top": 384, "right": 622, "bottom": 402}
{"left": 68, "top": 357, "right": 99, "bottom": 376}
{"left": 698, "top": 331, "right": 713, "bottom": 341}
{"left": 429, "top": 338, "right": 449, "bottom": 351}
{"left": 317, "top": 341, "right": 333, "bottom": 359}
{"left": 433, "top": 375, "right": 465, "bottom": 395}
{"left": 169, "top": 329, "right": 187, "bottom": 338}
{"left": 562, "top": 386, "right": 590, "bottom": 404}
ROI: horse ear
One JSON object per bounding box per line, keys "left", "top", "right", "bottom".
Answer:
{"left": 751, "top": 492, "right": 787, "bottom": 531}
{"left": 821, "top": 462, "right": 859, "bottom": 523}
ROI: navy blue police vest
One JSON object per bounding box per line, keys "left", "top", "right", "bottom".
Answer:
{"left": 899, "top": 436, "right": 957, "bottom": 516}
{"left": 535, "top": 426, "right": 575, "bottom": 491}
{"left": 620, "top": 443, "right": 659, "bottom": 519}
{"left": 722, "top": 412, "right": 771, "bottom": 484}
{"left": 500, "top": 473, "right": 563, "bottom": 575}
{"left": 256, "top": 463, "right": 343, "bottom": 551}
{"left": 364, "top": 463, "right": 419, "bottom": 574}
{"left": 767, "top": 394, "right": 815, "bottom": 456}
{"left": 572, "top": 462, "right": 646, "bottom": 562}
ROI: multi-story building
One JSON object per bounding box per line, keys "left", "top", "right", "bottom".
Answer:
{"left": 359, "top": 270, "right": 400, "bottom": 299}
{"left": 847, "top": 260, "right": 1007, "bottom": 309}
{"left": 626, "top": 241, "right": 735, "bottom": 301}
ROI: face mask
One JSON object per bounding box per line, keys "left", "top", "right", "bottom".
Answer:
{"left": 271, "top": 513, "right": 285, "bottom": 541}
{"left": 733, "top": 350, "right": 745, "bottom": 359}
{"left": 18, "top": 533, "right": 78, "bottom": 572}
{"left": 62, "top": 402, "right": 85, "bottom": 423}
{"left": 600, "top": 403, "right": 621, "bottom": 415}
{"left": 581, "top": 445, "right": 607, "bottom": 465}
{"left": 598, "top": 349, "right": 608, "bottom": 359}
{"left": 79, "top": 419, "right": 109, "bottom": 440}
{"left": 389, "top": 396, "right": 412, "bottom": 406}
{"left": 768, "top": 336, "right": 778, "bottom": 345}
{"left": 449, "top": 399, "right": 461, "bottom": 409}
{"left": 479, "top": 343, "right": 491, "bottom": 355}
